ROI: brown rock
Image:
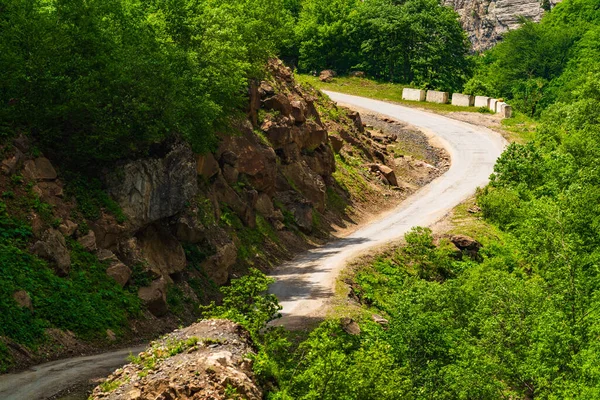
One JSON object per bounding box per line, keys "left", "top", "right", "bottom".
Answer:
{"left": 346, "top": 110, "right": 364, "bottom": 133}
{"left": 13, "top": 290, "right": 33, "bottom": 312}
{"left": 281, "top": 162, "right": 326, "bottom": 211}
{"left": 31, "top": 229, "right": 71, "bottom": 276}
{"left": 450, "top": 235, "right": 482, "bottom": 252}
{"left": 369, "top": 164, "right": 398, "bottom": 187}
{"left": 290, "top": 202, "right": 314, "bottom": 234}
{"left": 290, "top": 100, "right": 307, "bottom": 123}
{"left": 300, "top": 120, "right": 328, "bottom": 150}
{"left": 319, "top": 69, "right": 337, "bottom": 82}
{"left": 196, "top": 153, "right": 220, "bottom": 180}
{"left": 371, "top": 314, "right": 389, "bottom": 329}
{"left": 106, "top": 329, "right": 117, "bottom": 342}
{"left": 329, "top": 134, "right": 344, "bottom": 153}
{"left": 77, "top": 230, "right": 97, "bottom": 252}
{"left": 58, "top": 220, "right": 78, "bottom": 237}
{"left": 255, "top": 193, "right": 275, "bottom": 217}
{"left": 23, "top": 157, "right": 57, "bottom": 181}
{"left": 258, "top": 81, "right": 275, "bottom": 98}
{"left": 137, "top": 224, "right": 187, "bottom": 276}
{"left": 222, "top": 164, "right": 239, "bottom": 185}
{"left": 138, "top": 278, "right": 168, "bottom": 317}
{"left": 106, "top": 262, "right": 132, "bottom": 287}
{"left": 341, "top": 318, "right": 361, "bottom": 335}
{"left": 203, "top": 242, "right": 237, "bottom": 285}
{"left": 263, "top": 93, "right": 293, "bottom": 117}
{"left": 175, "top": 214, "right": 206, "bottom": 244}
{"left": 89, "top": 214, "right": 126, "bottom": 250}
{"left": 97, "top": 249, "right": 118, "bottom": 263}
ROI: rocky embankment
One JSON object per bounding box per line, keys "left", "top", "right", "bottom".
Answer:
{"left": 445, "top": 0, "right": 561, "bottom": 51}
{"left": 91, "top": 319, "right": 261, "bottom": 400}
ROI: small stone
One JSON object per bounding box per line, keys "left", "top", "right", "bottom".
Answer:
{"left": 13, "top": 290, "right": 33, "bottom": 312}
{"left": 78, "top": 230, "right": 97, "bottom": 252}
{"left": 106, "top": 329, "right": 117, "bottom": 341}
{"left": 58, "top": 220, "right": 78, "bottom": 237}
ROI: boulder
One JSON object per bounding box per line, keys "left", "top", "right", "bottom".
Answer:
{"left": 346, "top": 110, "right": 364, "bottom": 133}
{"left": 369, "top": 164, "right": 398, "bottom": 186}
{"left": 290, "top": 100, "right": 307, "bottom": 123}
{"left": 319, "top": 70, "right": 337, "bottom": 82}
{"left": 301, "top": 120, "right": 329, "bottom": 150}
{"left": 350, "top": 71, "right": 366, "bottom": 78}
{"left": 1, "top": 149, "right": 24, "bottom": 176}
{"left": 31, "top": 229, "right": 71, "bottom": 276}
{"left": 329, "top": 134, "right": 344, "bottom": 153}
{"left": 218, "top": 127, "right": 277, "bottom": 193}
{"left": 196, "top": 153, "right": 220, "bottom": 180}
{"left": 13, "top": 290, "right": 33, "bottom": 312}
{"left": 302, "top": 146, "right": 336, "bottom": 179}
{"left": 23, "top": 157, "right": 58, "bottom": 182}
{"left": 77, "top": 230, "right": 97, "bottom": 252}
{"left": 138, "top": 278, "right": 168, "bottom": 317}
{"left": 290, "top": 202, "right": 314, "bottom": 234}
{"left": 174, "top": 214, "right": 206, "bottom": 244}
{"left": 203, "top": 242, "right": 238, "bottom": 285}
{"left": 89, "top": 214, "right": 126, "bottom": 250}
{"left": 281, "top": 162, "right": 327, "bottom": 211}
{"left": 258, "top": 81, "right": 275, "bottom": 98}
{"left": 261, "top": 118, "right": 295, "bottom": 149}
{"left": 58, "top": 220, "right": 78, "bottom": 237}
{"left": 263, "top": 93, "right": 293, "bottom": 117}
{"left": 451, "top": 234, "right": 482, "bottom": 250}
{"left": 106, "top": 262, "right": 132, "bottom": 288}
{"left": 137, "top": 224, "right": 187, "bottom": 276}
{"left": 107, "top": 144, "right": 198, "bottom": 230}
{"left": 371, "top": 314, "right": 389, "bottom": 329}
{"left": 97, "top": 249, "right": 118, "bottom": 263}
{"left": 214, "top": 175, "right": 256, "bottom": 228}
{"left": 341, "top": 318, "right": 361, "bottom": 336}
{"left": 255, "top": 193, "right": 275, "bottom": 217}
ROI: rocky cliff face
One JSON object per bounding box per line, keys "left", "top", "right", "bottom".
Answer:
{"left": 445, "top": 0, "right": 560, "bottom": 51}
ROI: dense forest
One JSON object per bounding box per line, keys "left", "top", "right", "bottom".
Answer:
{"left": 3, "top": 0, "right": 600, "bottom": 398}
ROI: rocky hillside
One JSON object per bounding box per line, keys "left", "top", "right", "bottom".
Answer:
{"left": 445, "top": 0, "right": 561, "bottom": 51}
{"left": 0, "top": 59, "right": 447, "bottom": 372}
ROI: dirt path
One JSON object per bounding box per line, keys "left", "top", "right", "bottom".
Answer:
{"left": 269, "top": 91, "right": 507, "bottom": 328}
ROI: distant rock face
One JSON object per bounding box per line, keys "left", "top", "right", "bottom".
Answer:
{"left": 445, "top": 0, "right": 561, "bottom": 51}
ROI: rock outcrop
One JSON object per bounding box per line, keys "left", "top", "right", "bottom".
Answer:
{"left": 91, "top": 319, "right": 262, "bottom": 400}
{"left": 445, "top": 0, "right": 561, "bottom": 51}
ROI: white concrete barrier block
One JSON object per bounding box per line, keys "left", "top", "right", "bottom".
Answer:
{"left": 451, "top": 93, "right": 474, "bottom": 107}
{"left": 426, "top": 90, "right": 449, "bottom": 104}
{"left": 474, "top": 96, "right": 491, "bottom": 108}
{"left": 489, "top": 99, "right": 498, "bottom": 112}
{"left": 502, "top": 105, "right": 513, "bottom": 118}
{"left": 496, "top": 102, "right": 506, "bottom": 113}
{"left": 402, "top": 88, "right": 426, "bottom": 102}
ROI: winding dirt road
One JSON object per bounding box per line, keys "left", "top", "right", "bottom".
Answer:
{"left": 0, "top": 93, "right": 506, "bottom": 399}
{"left": 269, "top": 91, "right": 507, "bottom": 327}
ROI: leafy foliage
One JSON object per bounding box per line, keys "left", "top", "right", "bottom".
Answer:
{"left": 293, "top": 0, "right": 471, "bottom": 91}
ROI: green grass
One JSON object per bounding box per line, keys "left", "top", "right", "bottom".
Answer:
{"left": 296, "top": 75, "right": 484, "bottom": 114}
{"left": 500, "top": 111, "right": 537, "bottom": 143}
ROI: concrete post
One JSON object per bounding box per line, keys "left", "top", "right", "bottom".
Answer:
{"left": 451, "top": 93, "right": 475, "bottom": 107}
{"left": 489, "top": 99, "right": 498, "bottom": 112}
{"left": 474, "top": 96, "right": 491, "bottom": 108}
{"left": 426, "top": 90, "right": 449, "bottom": 104}
{"left": 402, "top": 88, "right": 426, "bottom": 102}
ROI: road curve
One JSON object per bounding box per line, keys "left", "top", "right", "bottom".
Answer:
{"left": 0, "top": 345, "right": 146, "bottom": 400}
{"left": 269, "top": 91, "right": 507, "bottom": 327}
{"left": 0, "top": 93, "right": 506, "bottom": 400}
